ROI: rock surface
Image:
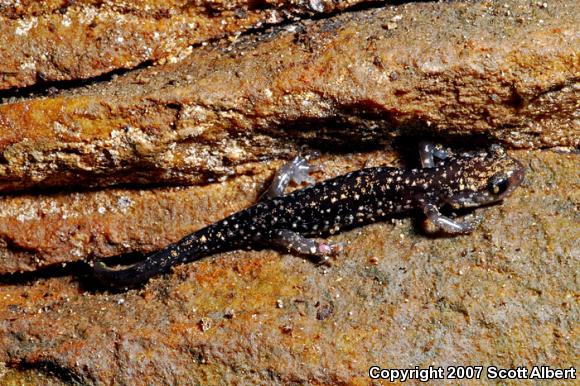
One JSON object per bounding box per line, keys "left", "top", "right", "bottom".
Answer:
{"left": 0, "top": 0, "right": 578, "bottom": 192}
{"left": 0, "top": 150, "right": 578, "bottom": 384}
{"left": 0, "top": 0, "right": 578, "bottom": 384}
{"left": 0, "top": 0, "right": 374, "bottom": 90}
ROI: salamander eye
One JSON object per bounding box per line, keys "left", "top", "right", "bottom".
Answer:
{"left": 488, "top": 175, "right": 509, "bottom": 195}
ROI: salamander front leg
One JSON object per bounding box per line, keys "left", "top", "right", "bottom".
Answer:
{"left": 422, "top": 203, "right": 482, "bottom": 235}
{"left": 260, "top": 155, "right": 320, "bottom": 200}
{"left": 269, "top": 229, "right": 343, "bottom": 264}
{"left": 419, "top": 142, "right": 453, "bottom": 168}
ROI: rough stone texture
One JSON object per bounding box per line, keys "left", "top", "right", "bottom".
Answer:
{"left": 0, "top": 0, "right": 578, "bottom": 193}
{"left": 0, "top": 150, "right": 578, "bottom": 384}
{"left": 0, "top": 0, "right": 375, "bottom": 90}
{"left": 0, "top": 0, "right": 578, "bottom": 384}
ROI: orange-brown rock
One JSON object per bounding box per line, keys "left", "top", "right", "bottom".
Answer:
{"left": 0, "top": 0, "right": 374, "bottom": 90}
{"left": 0, "top": 1, "right": 578, "bottom": 382}
{"left": 0, "top": 150, "right": 577, "bottom": 384}
{"left": 0, "top": 0, "right": 578, "bottom": 193}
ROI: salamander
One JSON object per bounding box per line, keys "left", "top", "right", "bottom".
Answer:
{"left": 93, "top": 143, "right": 525, "bottom": 288}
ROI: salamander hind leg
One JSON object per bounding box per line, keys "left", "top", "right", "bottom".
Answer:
{"left": 419, "top": 142, "right": 454, "bottom": 168}
{"left": 269, "top": 229, "right": 343, "bottom": 264}
{"left": 261, "top": 155, "right": 320, "bottom": 200}
{"left": 422, "top": 203, "right": 482, "bottom": 235}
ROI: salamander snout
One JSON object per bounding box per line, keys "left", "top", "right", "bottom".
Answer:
{"left": 488, "top": 158, "right": 525, "bottom": 199}
{"left": 473, "top": 155, "right": 526, "bottom": 208}
{"left": 446, "top": 149, "right": 525, "bottom": 209}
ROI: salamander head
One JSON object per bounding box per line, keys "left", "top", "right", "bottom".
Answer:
{"left": 446, "top": 144, "right": 525, "bottom": 209}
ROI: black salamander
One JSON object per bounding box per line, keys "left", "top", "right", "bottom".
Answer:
{"left": 93, "top": 143, "right": 525, "bottom": 288}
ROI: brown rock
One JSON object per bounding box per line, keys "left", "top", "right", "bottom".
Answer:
{"left": 0, "top": 0, "right": 374, "bottom": 90}
{"left": 0, "top": 150, "right": 577, "bottom": 384}
{"left": 0, "top": 1, "right": 578, "bottom": 382}
{"left": 0, "top": 0, "right": 578, "bottom": 193}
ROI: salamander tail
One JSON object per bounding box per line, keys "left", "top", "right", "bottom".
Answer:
{"left": 92, "top": 242, "right": 190, "bottom": 288}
